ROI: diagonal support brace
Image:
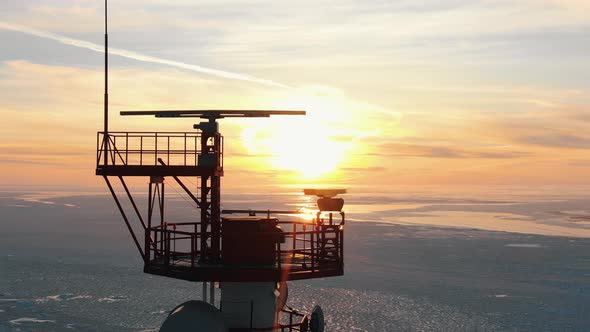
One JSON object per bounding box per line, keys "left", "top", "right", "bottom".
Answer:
{"left": 103, "top": 176, "right": 145, "bottom": 259}
{"left": 157, "top": 158, "right": 203, "bottom": 209}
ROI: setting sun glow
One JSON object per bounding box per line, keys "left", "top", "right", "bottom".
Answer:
{"left": 241, "top": 120, "right": 348, "bottom": 179}
{"left": 240, "top": 91, "right": 356, "bottom": 179}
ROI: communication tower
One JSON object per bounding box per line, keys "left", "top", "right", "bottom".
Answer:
{"left": 96, "top": 3, "right": 346, "bottom": 330}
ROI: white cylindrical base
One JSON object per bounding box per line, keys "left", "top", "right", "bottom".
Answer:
{"left": 160, "top": 300, "right": 226, "bottom": 332}
{"left": 220, "top": 282, "right": 278, "bottom": 329}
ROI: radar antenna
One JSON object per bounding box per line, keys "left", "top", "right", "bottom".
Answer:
{"left": 95, "top": 4, "right": 346, "bottom": 330}
{"left": 103, "top": 0, "right": 109, "bottom": 166}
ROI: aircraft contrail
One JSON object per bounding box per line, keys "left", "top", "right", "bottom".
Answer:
{"left": 0, "top": 21, "right": 289, "bottom": 88}
{"left": 0, "top": 21, "right": 403, "bottom": 120}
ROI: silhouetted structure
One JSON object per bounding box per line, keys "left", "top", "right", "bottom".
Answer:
{"left": 96, "top": 110, "right": 346, "bottom": 330}
{"left": 96, "top": 2, "right": 345, "bottom": 330}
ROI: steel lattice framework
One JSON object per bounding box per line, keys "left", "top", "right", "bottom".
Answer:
{"left": 96, "top": 110, "right": 345, "bottom": 282}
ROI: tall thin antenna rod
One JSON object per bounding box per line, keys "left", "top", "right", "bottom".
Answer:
{"left": 103, "top": 0, "right": 109, "bottom": 165}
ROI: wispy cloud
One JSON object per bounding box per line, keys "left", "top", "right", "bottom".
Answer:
{"left": 519, "top": 134, "right": 590, "bottom": 150}
{"left": 374, "top": 143, "right": 530, "bottom": 159}
{"left": 2, "top": 1, "right": 590, "bottom": 187}
{"left": 0, "top": 21, "right": 288, "bottom": 88}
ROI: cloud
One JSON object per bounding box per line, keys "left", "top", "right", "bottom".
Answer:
{"left": 468, "top": 105, "right": 590, "bottom": 150}
{"left": 1, "top": 1, "right": 589, "bottom": 187}
{"left": 568, "top": 159, "right": 590, "bottom": 167}
{"left": 340, "top": 166, "right": 387, "bottom": 172}
{"left": 0, "top": 21, "right": 288, "bottom": 88}
{"left": 375, "top": 143, "right": 530, "bottom": 159}
{"left": 2, "top": 158, "right": 58, "bottom": 166}
{"left": 519, "top": 134, "right": 590, "bottom": 149}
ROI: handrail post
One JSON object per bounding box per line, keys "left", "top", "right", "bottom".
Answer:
{"left": 277, "top": 242, "right": 281, "bottom": 269}
{"left": 155, "top": 229, "right": 159, "bottom": 258}
{"left": 125, "top": 132, "right": 129, "bottom": 165}
{"left": 140, "top": 136, "right": 143, "bottom": 165}
{"left": 191, "top": 235, "right": 195, "bottom": 267}
{"left": 303, "top": 224, "right": 307, "bottom": 264}
{"left": 292, "top": 223, "right": 296, "bottom": 259}
{"left": 340, "top": 212, "right": 345, "bottom": 269}
{"left": 155, "top": 132, "right": 158, "bottom": 165}
{"left": 96, "top": 132, "right": 100, "bottom": 166}
{"left": 311, "top": 222, "right": 315, "bottom": 271}
{"left": 113, "top": 135, "right": 117, "bottom": 165}
{"left": 165, "top": 230, "right": 170, "bottom": 266}
{"left": 198, "top": 223, "right": 200, "bottom": 256}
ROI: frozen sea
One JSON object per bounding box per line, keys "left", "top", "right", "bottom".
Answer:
{"left": 1, "top": 186, "right": 590, "bottom": 331}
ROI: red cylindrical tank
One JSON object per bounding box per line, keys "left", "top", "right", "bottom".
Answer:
{"left": 221, "top": 217, "right": 284, "bottom": 266}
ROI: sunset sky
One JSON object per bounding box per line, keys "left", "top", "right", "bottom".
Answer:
{"left": 1, "top": 0, "right": 589, "bottom": 191}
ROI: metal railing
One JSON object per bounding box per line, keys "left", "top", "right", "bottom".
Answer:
{"left": 277, "top": 214, "right": 344, "bottom": 274}
{"left": 144, "top": 222, "right": 202, "bottom": 267}
{"left": 143, "top": 213, "right": 344, "bottom": 276}
{"left": 96, "top": 131, "right": 223, "bottom": 167}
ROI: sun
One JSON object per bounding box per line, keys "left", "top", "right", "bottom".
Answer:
{"left": 270, "top": 122, "right": 344, "bottom": 178}
{"left": 241, "top": 119, "right": 347, "bottom": 179}
{"left": 239, "top": 93, "right": 357, "bottom": 178}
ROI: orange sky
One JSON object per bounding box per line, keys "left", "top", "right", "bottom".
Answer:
{"left": 1, "top": 1, "right": 589, "bottom": 191}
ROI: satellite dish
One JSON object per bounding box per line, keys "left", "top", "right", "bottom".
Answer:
{"left": 303, "top": 189, "right": 346, "bottom": 198}
{"left": 310, "top": 305, "right": 324, "bottom": 332}
{"left": 304, "top": 189, "right": 347, "bottom": 212}
{"left": 276, "top": 281, "right": 288, "bottom": 311}
{"left": 160, "top": 300, "right": 226, "bottom": 332}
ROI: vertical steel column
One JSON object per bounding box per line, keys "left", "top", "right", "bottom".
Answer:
{"left": 160, "top": 181, "right": 165, "bottom": 226}
{"left": 209, "top": 131, "right": 222, "bottom": 262}
{"left": 149, "top": 177, "right": 165, "bottom": 257}
{"left": 148, "top": 182, "right": 153, "bottom": 230}
{"left": 210, "top": 174, "right": 221, "bottom": 260}
{"left": 195, "top": 120, "right": 222, "bottom": 263}
{"left": 200, "top": 175, "right": 211, "bottom": 260}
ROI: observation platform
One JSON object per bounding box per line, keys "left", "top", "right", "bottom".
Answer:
{"left": 142, "top": 215, "right": 345, "bottom": 282}
{"left": 95, "top": 131, "right": 223, "bottom": 177}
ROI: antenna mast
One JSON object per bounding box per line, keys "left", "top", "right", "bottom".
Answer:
{"left": 103, "top": 0, "right": 109, "bottom": 165}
